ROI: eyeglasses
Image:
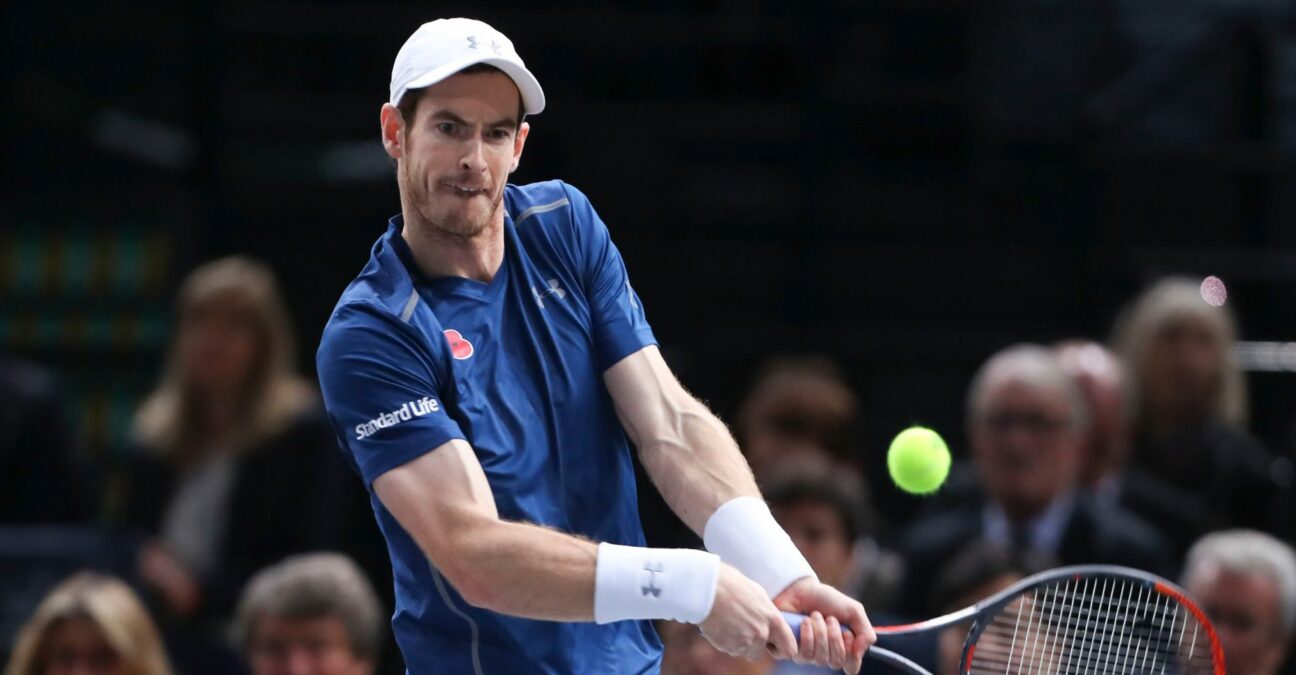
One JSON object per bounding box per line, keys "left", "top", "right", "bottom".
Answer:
{"left": 979, "top": 411, "right": 1070, "bottom": 436}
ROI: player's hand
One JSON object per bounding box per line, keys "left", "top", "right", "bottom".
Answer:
{"left": 699, "top": 563, "right": 798, "bottom": 661}
{"left": 773, "top": 577, "right": 876, "bottom": 674}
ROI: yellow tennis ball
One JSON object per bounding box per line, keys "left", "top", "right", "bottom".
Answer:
{"left": 887, "top": 426, "right": 951, "bottom": 495}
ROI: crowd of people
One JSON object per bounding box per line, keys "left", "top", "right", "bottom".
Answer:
{"left": 2, "top": 258, "right": 1295, "bottom": 675}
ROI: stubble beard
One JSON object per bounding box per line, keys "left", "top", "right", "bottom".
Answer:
{"left": 400, "top": 161, "right": 501, "bottom": 240}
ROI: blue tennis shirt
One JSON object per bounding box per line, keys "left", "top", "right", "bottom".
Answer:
{"left": 317, "top": 181, "right": 662, "bottom": 674}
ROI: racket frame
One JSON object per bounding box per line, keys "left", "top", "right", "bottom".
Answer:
{"left": 956, "top": 565, "right": 1222, "bottom": 675}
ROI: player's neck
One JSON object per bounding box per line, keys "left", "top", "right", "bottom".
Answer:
{"left": 400, "top": 210, "right": 505, "bottom": 284}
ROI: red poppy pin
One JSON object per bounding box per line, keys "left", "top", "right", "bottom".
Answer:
{"left": 443, "top": 329, "right": 474, "bottom": 360}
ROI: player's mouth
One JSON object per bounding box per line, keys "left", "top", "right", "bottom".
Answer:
{"left": 440, "top": 180, "right": 490, "bottom": 197}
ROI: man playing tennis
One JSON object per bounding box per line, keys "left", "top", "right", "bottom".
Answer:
{"left": 316, "top": 17, "right": 874, "bottom": 675}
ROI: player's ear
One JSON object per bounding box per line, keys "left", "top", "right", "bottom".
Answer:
{"left": 381, "top": 103, "right": 405, "bottom": 160}
{"left": 510, "top": 120, "right": 530, "bottom": 173}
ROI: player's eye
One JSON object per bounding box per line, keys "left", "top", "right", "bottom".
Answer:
{"left": 436, "top": 122, "right": 458, "bottom": 135}
{"left": 487, "top": 128, "right": 512, "bottom": 141}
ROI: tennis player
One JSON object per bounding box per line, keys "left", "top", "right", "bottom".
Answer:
{"left": 316, "top": 18, "right": 875, "bottom": 674}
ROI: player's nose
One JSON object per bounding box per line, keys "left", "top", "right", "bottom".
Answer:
{"left": 460, "top": 137, "right": 488, "bottom": 173}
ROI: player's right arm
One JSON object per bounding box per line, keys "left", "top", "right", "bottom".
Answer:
{"left": 373, "top": 437, "right": 795, "bottom": 663}
{"left": 317, "top": 302, "right": 795, "bottom": 659}
{"left": 373, "top": 438, "right": 597, "bottom": 619}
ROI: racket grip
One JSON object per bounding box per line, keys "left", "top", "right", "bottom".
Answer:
{"left": 781, "top": 611, "right": 852, "bottom": 641}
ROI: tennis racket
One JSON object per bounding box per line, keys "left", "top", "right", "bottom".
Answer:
{"left": 783, "top": 564, "right": 1225, "bottom": 674}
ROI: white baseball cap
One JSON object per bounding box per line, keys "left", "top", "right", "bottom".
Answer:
{"left": 389, "top": 18, "right": 545, "bottom": 115}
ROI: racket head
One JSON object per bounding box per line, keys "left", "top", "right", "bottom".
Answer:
{"left": 957, "top": 565, "right": 1225, "bottom": 675}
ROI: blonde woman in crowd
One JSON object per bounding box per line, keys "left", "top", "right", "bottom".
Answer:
{"left": 117, "top": 257, "right": 360, "bottom": 674}
{"left": 1113, "top": 276, "right": 1290, "bottom": 533}
{"left": 5, "top": 572, "right": 171, "bottom": 675}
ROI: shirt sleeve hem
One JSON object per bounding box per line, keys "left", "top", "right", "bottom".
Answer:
{"left": 358, "top": 428, "right": 467, "bottom": 488}
{"left": 597, "top": 328, "right": 659, "bottom": 373}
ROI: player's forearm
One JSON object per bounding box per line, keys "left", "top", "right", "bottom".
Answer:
{"left": 440, "top": 517, "right": 597, "bottom": 621}
{"left": 635, "top": 396, "right": 761, "bottom": 535}
{"left": 438, "top": 517, "right": 720, "bottom": 627}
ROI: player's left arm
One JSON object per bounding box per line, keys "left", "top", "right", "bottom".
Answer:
{"left": 604, "top": 346, "right": 876, "bottom": 666}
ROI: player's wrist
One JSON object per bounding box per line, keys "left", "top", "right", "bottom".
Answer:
{"left": 594, "top": 543, "right": 719, "bottom": 624}
{"left": 703, "top": 496, "right": 817, "bottom": 598}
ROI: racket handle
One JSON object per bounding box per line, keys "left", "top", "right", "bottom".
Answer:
{"left": 781, "top": 612, "right": 933, "bottom": 674}
{"left": 781, "top": 611, "right": 851, "bottom": 638}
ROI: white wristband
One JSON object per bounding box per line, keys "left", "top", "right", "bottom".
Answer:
{"left": 703, "top": 496, "right": 817, "bottom": 598}
{"left": 594, "top": 543, "right": 720, "bottom": 624}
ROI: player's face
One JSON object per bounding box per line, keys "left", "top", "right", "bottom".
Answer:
{"left": 1187, "top": 565, "right": 1288, "bottom": 675}
{"left": 39, "top": 617, "right": 126, "bottom": 675}
{"left": 972, "top": 379, "right": 1080, "bottom": 516}
{"left": 248, "top": 616, "right": 373, "bottom": 675}
{"left": 391, "top": 71, "right": 528, "bottom": 238}
{"left": 773, "top": 501, "right": 854, "bottom": 590}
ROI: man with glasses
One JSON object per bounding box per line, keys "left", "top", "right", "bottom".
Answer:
{"left": 894, "top": 344, "right": 1173, "bottom": 617}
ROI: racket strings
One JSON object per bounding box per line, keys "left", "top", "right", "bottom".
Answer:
{"left": 966, "top": 577, "right": 1216, "bottom": 674}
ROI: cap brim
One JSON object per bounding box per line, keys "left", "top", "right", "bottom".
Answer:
{"left": 398, "top": 55, "right": 545, "bottom": 115}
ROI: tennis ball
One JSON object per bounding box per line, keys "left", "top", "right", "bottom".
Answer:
{"left": 887, "top": 426, "right": 951, "bottom": 495}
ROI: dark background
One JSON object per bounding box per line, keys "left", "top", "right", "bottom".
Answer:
{"left": 4, "top": 0, "right": 1296, "bottom": 514}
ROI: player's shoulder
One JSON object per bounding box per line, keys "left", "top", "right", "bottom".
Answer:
{"left": 506, "top": 179, "right": 600, "bottom": 227}
{"left": 318, "top": 235, "right": 425, "bottom": 358}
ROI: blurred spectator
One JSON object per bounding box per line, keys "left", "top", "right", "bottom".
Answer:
{"left": 897, "top": 344, "right": 1172, "bottom": 616}
{"left": 0, "top": 352, "right": 91, "bottom": 524}
{"left": 658, "top": 619, "right": 770, "bottom": 675}
{"left": 235, "top": 553, "right": 382, "bottom": 675}
{"left": 765, "top": 458, "right": 902, "bottom": 614}
{"left": 1113, "top": 276, "right": 1291, "bottom": 533}
{"left": 736, "top": 358, "right": 860, "bottom": 481}
{"left": 4, "top": 572, "right": 172, "bottom": 675}
{"left": 1053, "top": 340, "right": 1209, "bottom": 557}
{"left": 930, "top": 543, "right": 1053, "bottom": 675}
{"left": 115, "top": 257, "right": 356, "bottom": 672}
{"left": 1182, "top": 530, "right": 1296, "bottom": 675}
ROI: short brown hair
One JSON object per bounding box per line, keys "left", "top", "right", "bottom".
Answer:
{"left": 396, "top": 64, "right": 526, "bottom": 131}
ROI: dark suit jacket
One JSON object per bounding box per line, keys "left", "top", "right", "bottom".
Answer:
{"left": 120, "top": 407, "right": 356, "bottom": 619}
{"left": 1106, "top": 466, "right": 1211, "bottom": 560}
{"left": 896, "top": 492, "right": 1174, "bottom": 617}
{"left": 1135, "top": 421, "right": 1291, "bottom": 536}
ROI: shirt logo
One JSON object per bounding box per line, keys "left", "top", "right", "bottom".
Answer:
{"left": 355, "top": 396, "right": 442, "bottom": 440}
{"left": 531, "top": 278, "right": 567, "bottom": 308}
{"left": 443, "top": 329, "right": 474, "bottom": 360}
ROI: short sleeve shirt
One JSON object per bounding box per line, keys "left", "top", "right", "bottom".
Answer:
{"left": 317, "top": 181, "right": 662, "bottom": 674}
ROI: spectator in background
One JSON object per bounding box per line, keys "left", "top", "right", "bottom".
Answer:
{"left": 1113, "top": 276, "right": 1291, "bottom": 533}
{"left": 897, "top": 344, "right": 1172, "bottom": 617}
{"left": 235, "top": 553, "right": 382, "bottom": 675}
{"left": 5, "top": 572, "right": 171, "bottom": 675}
{"left": 930, "top": 544, "right": 1052, "bottom": 675}
{"left": 1053, "top": 340, "right": 1209, "bottom": 557}
{"left": 117, "top": 257, "right": 353, "bottom": 671}
{"left": 0, "top": 352, "right": 91, "bottom": 524}
{"left": 1181, "top": 530, "right": 1296, "bottom": 675}
{"left": 765, "top": 459, "right": 902, "bottom": 615}
{"left": 736, "top": 358, "right": 860, "bottom": 481}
